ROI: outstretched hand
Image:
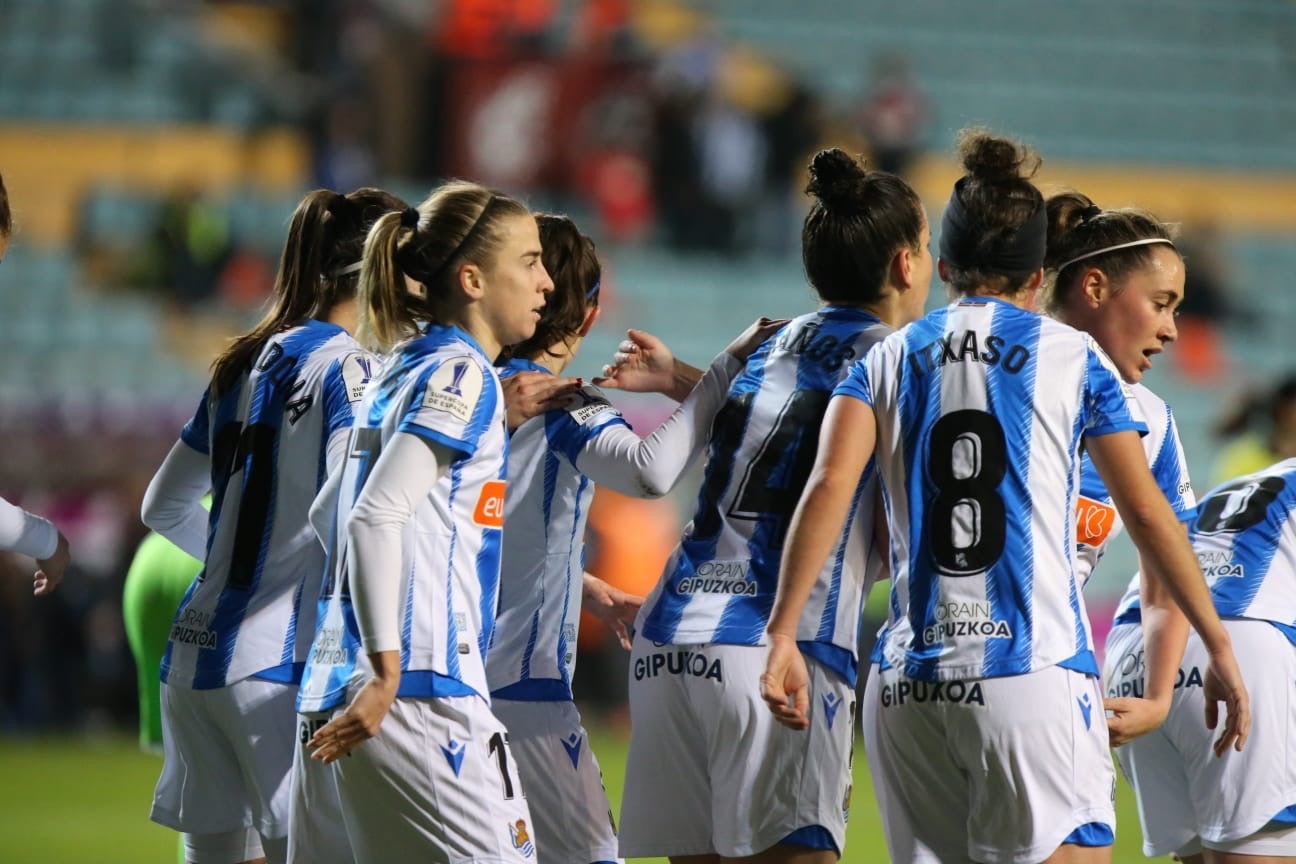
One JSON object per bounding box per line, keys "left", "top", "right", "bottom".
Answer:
{"left": 592, "top": 329, "right": 676, "bottom": 395}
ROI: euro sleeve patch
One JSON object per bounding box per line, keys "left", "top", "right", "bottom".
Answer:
{"left": 421, "top": 355, "right": 485, "bottom": 423}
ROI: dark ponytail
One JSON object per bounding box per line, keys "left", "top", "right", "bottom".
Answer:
{"left": 210, "top": 187, "right": 407, "bottom": 396}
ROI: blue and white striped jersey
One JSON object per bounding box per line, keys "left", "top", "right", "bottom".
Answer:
{"left": 486, "top": 360, "right": 630, "bottom": 702}
{"left": 1079, "top": 386, "right": 1195, "bottom": 624}
{"left": 297, "top": 325, "right": 507, "bottom": 712}
{"left": 1183, "top": 458, "right": 1296, "bottom": 639}
{"left": 163, "top": 320, "right": 370, "bottom": 690}
{"left": 841, "top": 297, "right": 1146, "bottom": 682}
{"left": 638, "top": 306, "right": 893, "bottom": 685}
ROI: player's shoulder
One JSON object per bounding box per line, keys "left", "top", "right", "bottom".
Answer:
{"left": 550, "top": 382, "right": 621, "bottom": 427}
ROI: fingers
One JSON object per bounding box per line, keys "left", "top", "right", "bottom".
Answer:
{"left": 33, "top": 571, "right": 53, "bottom": 596}
{"left": 309, "top": 716, "right": 365, "bottom": 764}
{"left": 760, "top": 675, "right": 808, "bottom": 730}
{"left": 1214, "top": 694, "right": 1249, "bottom": 756}
{"left": 1204, "top": 696, "right": 1219, "bottom": 734}
{"left": 611, "top": 621, "right": 633, "bottom": 651}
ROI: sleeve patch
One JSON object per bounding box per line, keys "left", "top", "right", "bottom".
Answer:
{"left": 562, "top": 385, "right": 618, "bottom": 426}
{"left": 341, "top": 352, "right": 375, "bottom": 404}
{"left": 421, "top": 356, "right": 485, "bottom": 423}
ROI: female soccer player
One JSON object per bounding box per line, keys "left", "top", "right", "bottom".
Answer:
{"left": 142, "top": 187, "right": 405, "bottom": 864}
{"left": 1106, "top": 461, "right": 1296, "bottom": 862}
{"left": 1039, "top": 193, "right": 1197, "bottom": 746}
{"left": 488, "top": 213, "right": 778, "bottom": 864}
{"left": 0, "top": 169, "right": 70, "bottom": 595}
{"left": 613, "top": 148, "right": 932, "bottom": 864}
{"left": 300, "top": 183, "right": 552, "bottom": 863}
{"left": 763, "top": 130, "right": 1249, "bottom": 864}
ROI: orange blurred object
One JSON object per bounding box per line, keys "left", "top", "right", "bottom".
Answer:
{"left": 579, "top": 486, "right": 679, "bottom": 650}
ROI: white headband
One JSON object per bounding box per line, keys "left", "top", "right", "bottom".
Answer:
{"left": 1052, "top": 238, "right": 1176, "bottom": 273}
{"left": 331, "top": 260, "right": 364, "bottom": 278}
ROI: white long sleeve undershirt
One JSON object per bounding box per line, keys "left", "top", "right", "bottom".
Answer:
{"left": 0, "top": 496, "right": 58, "bottom": 559}
{"left": 140, "top": 440, "right": 211, "bottom": 560}
{"left": 347, "top": 432, "right": 453, "bottom": 655}
{"left": 574, "top": 352, "right": 740, "bottom": 497}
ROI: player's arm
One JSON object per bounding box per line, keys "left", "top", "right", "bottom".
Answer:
{"left": 575, "top": 352, "right": 742, "bottom": 498}
{"left": 1086, "top": 430, "right": 1249, "bottom": 754}
{"left": 594, "top": 318, "right": 785, "bottom": 402}
{"left": 310, "top": 432, "right": 452, "bottom": 763}
{"left": 0, "top": 496, "right": 69, "bottom": 596}
{"left": 141, "top": 440, "right": 211, "bottom": 560}
{"left": 763, "top": 393, "right": 876, "bottom": 730}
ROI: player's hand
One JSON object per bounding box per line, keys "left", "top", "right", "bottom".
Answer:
{"left": 33, "top": 531, "right": 70, "bottom": 597}
{"left": 593, "top": 329, "right": 676, "bottom": 394}
{"left": 1103, "top": 696, "right": 1170, "bottom": 747}
{"left": 1203, "top": 647, "right": 1250, "bottom": 756}
{"left": 502, "top": 371, "right": 581, "bottom": 431}
{"left": 582, "top": 573, "right": 643, "bottom": 650}
{"left": 309, "top": 674, "right": 398, "bottom": 764}
{"left": 761, "top": 633, "right": 810, "bottom": 730}
{"left": 724, "top": 317, "right": 788, "bottom": 363}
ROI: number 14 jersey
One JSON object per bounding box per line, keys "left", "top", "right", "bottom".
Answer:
{"left": 839, "top": 297, "right": 1145, "bottom": 683}
{"left": 638, "top": 306, "right": 892, "bottom": 685}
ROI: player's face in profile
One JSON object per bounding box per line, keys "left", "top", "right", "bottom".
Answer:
{"left": 1093, "top": 245, "right": 1184, "bottom": 382}
{"left": 479, "top": 214, "right": 554, "bottom": 347}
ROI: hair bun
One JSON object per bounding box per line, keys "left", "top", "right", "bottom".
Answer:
{"left": 957, "top": 128, "right": 1040, "bottom": 185}
{"left": 806, "top": 149, "right": 867, "bottom": 210}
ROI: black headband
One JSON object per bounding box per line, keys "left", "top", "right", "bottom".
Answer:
{"left": 939, "top": 178, "right": 1047, "bottom": 274}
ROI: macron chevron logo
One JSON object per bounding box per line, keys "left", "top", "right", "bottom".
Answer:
{"left": 1077, "top": 693, "right": 1093, "bottom": 730}
{"left": 441, "top": 739, "right": 466, "bottom": 777}
{"left": 562, "top": 732, "right": 582, "bottom": 770}
{"left": 822, "top": 692, "right": 842, "bottom": 730}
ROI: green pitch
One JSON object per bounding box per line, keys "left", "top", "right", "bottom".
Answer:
{"left": 0, "top": 728, "right": 1153, "bottom": 862}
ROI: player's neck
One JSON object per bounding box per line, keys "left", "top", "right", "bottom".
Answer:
{"left": 326, "top": 297, "right": 360, "bottom": 335}
{"left": 524, "top": 336, "right": 580, "bottom": 376}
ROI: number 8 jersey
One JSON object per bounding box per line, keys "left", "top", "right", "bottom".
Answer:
{"left": 638, "top": 306, "right": 893, "bottom": 685}
{"left": 838, "top": 297, "right": 1145, "bottom": 683}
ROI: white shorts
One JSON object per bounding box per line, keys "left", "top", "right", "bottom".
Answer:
{"left": 333, "top": 693, "right": 537, "bottom": 864}
{"left": 618, "top": 638, "right": 854, "bottom": 859}
{"left": 492, "top": 698, "right": 620, "bottom": 864}
{"left": 866, "top": 662, "right": 1114, "bottom": 864}
{"left": 1105, "top": 618, "right": 1296, "bottom": 857}
{"left": 287, "top": 712, "right": 353, "bottom": 864}
{"left": 152, "top": 678, "right": 297, "bottom": 839}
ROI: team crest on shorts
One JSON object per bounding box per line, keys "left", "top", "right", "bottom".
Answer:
{"left": 510, "top": 819, "right": 535, "bottom": 858}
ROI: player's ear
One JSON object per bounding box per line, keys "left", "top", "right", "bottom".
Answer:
{"left": 578, "top": 305, "right": 601, "bottom": 337}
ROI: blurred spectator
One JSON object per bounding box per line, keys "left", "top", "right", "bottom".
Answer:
{"left": 148, "top": 185, "right": 235, "bottom": 308}
{"left": 1172, "top": 219, "right": 1250, "bottom": 383}
{"left": 856, "top": 53, "right": 928, "bottom": 179}
{"left": 1211, "top": 372, "right": 1296, "bottom": 485}
{"left": 758, "top": 81, "right": 821, "bottom": 255}
{"left": 693, "top": 90, "right": 767, "bottom": 254}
